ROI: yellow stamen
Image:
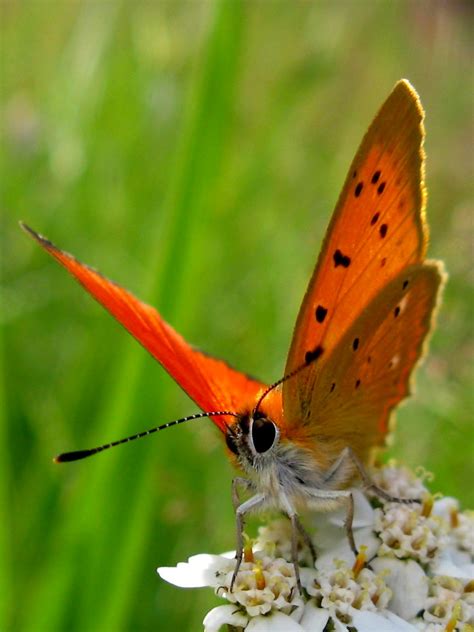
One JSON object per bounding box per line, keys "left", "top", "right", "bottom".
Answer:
{"left": 415, "top": 465, "right": 434, "bottom": 483}
{"left": 253, "top": 562, "right": 266, "bottom": 590}
{"left": 243, "top": 535, "right": 254, "bottom": 563}
{"left": 421, "top": 493, "right": 434, "bottom": 518}
{"left": 450, "top": 507, "right": 459, "bottom": 529}
{"left": 445, "top": 602, "right": 461, "bottom": 632}
{"left": 464, "top": 579, "right": 474, "bottom": 593}
{"left": 352, "top": 545, "right": 367, "bottom": 578}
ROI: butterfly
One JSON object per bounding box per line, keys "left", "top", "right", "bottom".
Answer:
{"left": 21, "top": 79, "right": 445, "bottom": 592}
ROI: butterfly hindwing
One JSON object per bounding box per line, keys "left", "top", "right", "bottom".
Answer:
{"left": 21, "top": 223, "right": 266, "bottom": 430}
{"left": 284, "top": 79, "right": 429, "bottom": 426}
{"left": 293, "top": 263, "right": 445, "bottom": 464}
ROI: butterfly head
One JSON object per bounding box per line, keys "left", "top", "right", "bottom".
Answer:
{"left": 225, "top": 410, "right": 281, "bottom": 470}
{"left": 224, "top": 405, "right": 333, "bottom": 506}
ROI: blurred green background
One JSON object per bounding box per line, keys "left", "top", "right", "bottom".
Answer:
{"left": 1, "top": 1, "right": 472, "bottom": 630}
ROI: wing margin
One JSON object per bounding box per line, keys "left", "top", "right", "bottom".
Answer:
{"left": 21, "top": 223, "right": 266, "bottom": 430}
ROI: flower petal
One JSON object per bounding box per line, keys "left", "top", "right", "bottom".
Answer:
{"left": 157, "top": 553, "right": 231, "bottom": 588}
{"left": 332, "top": 618, "right": 350, "bottom": 632}
{"left": 371, "top": 558, "right": 428, "bottom": 620}
{"left": 245, "top": 611, "right": 304, "bottom": 631}
{"left": 203, "top": 604, "right": 248, "bottom": 632}
{"left": 299, "top": 567, "right": 319, "bottom": 591}
{"left": 315, "top": 527, "right": 379, "bottom": 570}
{"left": 351, "top": 609, "right": 418, "bottom": 631}
{"left": 299, "top": 602, "right": 330, "bottom": 632}
{"left": 431, "top": 549, "right": 474, "bottom": 580}
{"left": 385, "top": 611, "right": 422, "bottom": 631}
{"left": 432, "top": 496, "right": 459, "bottom": 520}
{"left": 329, "top": 490, "right": 375, "bottom": 529}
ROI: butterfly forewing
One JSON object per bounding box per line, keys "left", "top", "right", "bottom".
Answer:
{"left": 284, "top": 80, "right": 428, "bottom": 424}
{"left": 22, "top": 224, "right": 266, "bottom": 430}
{"left": 297, "top": 263, "right": 444, "bottom": 464}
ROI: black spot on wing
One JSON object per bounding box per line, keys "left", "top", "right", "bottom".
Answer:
{"left": 315, "top": 305, "right": 328, "bottom": 323}
{"left": 371, "top": 170, "right": 381, "bottom": 184}
{"left": 352, "top": 337, "right": 359, "bottom": 351}
{"left": 305, "top": 345, "right": 324, "bottom": 364}
{"left": 333, "top": 249, "right": 351, "bottom": 268}
{"left": 355, "top": 182, "right": 364, "bottom": 197}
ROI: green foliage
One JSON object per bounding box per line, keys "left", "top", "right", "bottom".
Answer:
{"left": 1, "top": 2, "right": 472, "bottom": 630}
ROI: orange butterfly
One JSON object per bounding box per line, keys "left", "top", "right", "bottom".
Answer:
{"left": 21, "top": 79, "right": 445, "bottom": 591}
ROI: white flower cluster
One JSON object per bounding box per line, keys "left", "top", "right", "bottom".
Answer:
{"left": 374, "top": 502, "right": 448, "bottom": 563}
{"left": 417, "top": 575, "right": 474, "bottom": 631}
{"left": 215, "top": 555, "right": 304, "bottom": 618}
{"left": 157, "top": 465, "right": 474, "bottom": 631}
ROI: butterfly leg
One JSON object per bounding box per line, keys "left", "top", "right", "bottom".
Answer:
{"left": 307, "top": 488, "right": 358, "bottom": 556}
{"left": 293, "top": 514, "right": 317, "bottom": 565}
{"left": 344, "top": 490, "right": 357, "bottom": 555}
{"left": 231, "top": 477, "right": 254, "bottom": 510}
{"left": 289, "top": 514, "right": 304, "bottom": 593}
{"left": 230, "top": 492, "right": 265, "bottom": 592}
{"left": 279, "top": 495, "right": 313, "bottom": 594}
{"left": 349, "top": 449, "right": 421, "bottom": 504}
{"left": 323, "top": 447, "right": 421, "bottom": 504}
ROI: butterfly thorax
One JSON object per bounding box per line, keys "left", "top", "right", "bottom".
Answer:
{"left": 226, "top": 411, "right": 355, "bottom": 511}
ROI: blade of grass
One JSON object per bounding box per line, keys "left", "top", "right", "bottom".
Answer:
{"left": 81, "top": 3, "right": 245, "bottom": 627}
{"left": 22, "top": 1, "right": 243, "bottom": 630}
{"left": 0, "top": 333, "right": 12, "bottom": 628}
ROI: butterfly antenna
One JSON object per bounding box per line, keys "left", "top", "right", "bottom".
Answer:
{"left": 54, "top": 411, "right": 239, "bottom": 463}
{"left": 252, "top": 358, "right": 315, "bottom": 417}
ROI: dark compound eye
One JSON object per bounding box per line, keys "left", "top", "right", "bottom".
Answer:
{"left": 251, "top": 418, "right": 277, "bottom": 454}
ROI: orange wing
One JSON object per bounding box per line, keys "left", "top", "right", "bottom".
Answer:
{"left": 284, "top": 80, "right": 428, "bottom": 426}
{"left": 287, "top": 263, "right": 445, "bottom": 467}
{"left": 21, "top": 223, "right": 266, "bottom": 431}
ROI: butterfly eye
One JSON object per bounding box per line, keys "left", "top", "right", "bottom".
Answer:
{"left": 251, "top": 418, "right": 277, "bottom": 454}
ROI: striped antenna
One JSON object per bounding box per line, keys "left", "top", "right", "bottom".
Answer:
{"left": 54, "top": 411, "right": 239, "bottom": 463}
{"left": 252, "top": 352, "right": 321, "bottom": 417}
